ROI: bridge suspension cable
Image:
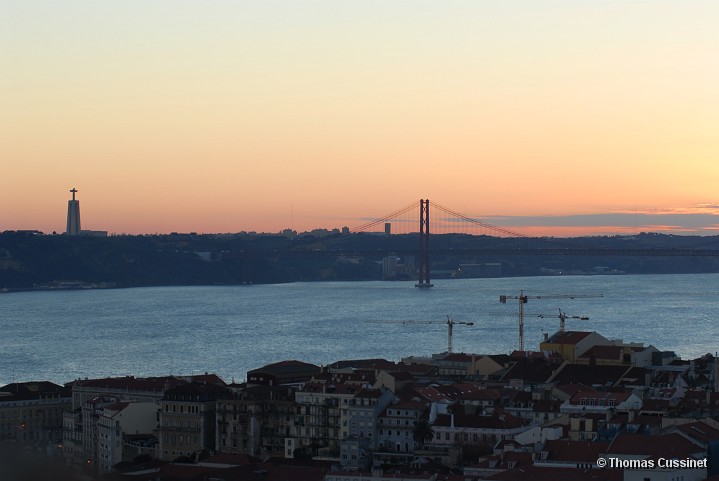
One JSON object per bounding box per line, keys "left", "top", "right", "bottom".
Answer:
{"left": 353, "top": 201, "right": 418, "bottom": 233}
{"left": 430, "top": 201, "right": 531, "bottom": 238}
{"left": 353, "top": 199, "right": 533, "bottom": 237}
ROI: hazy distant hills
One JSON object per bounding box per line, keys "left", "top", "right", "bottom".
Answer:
{"left": 1, "top": 231, "right": 718, "bottom": 291}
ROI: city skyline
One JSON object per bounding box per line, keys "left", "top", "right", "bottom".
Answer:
{"left": 2, "top": 1, "right": 718, "bottom": 236}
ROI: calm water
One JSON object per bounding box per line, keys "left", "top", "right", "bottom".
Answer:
{"left": 1, "top": 274, "right": 717, "bottom": 386}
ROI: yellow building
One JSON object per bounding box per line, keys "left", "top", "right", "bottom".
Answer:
{"left": 539, "top": 331, "right": 611, "bottom": 363}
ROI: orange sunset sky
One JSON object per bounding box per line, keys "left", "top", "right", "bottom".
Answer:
{"left": 1, "top": 1, "right": 718, "bottom": 236}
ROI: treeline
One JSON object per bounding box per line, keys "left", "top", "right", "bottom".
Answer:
{"left": 1, "top": 231, "right": 718, "bottom": 290}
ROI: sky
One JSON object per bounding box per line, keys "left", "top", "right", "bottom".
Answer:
{"left": 2, "top": 0, "right": 718, "bottom": 236}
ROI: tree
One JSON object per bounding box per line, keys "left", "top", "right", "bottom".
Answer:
{"left": 413, "top": 418, "right": 435, "bottom": 448}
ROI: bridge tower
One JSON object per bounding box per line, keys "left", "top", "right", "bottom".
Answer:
{"left": 415, "top": 199, "right": 433, "bottom": 288}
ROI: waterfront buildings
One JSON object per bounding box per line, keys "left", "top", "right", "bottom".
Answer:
{"left": 1, "top": 330, "right": 716, "bottom": 480}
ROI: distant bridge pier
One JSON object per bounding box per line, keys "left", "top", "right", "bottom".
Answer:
{"left": 415, "top": 199, "right": 433, "bottom": 288}
{"left": 241, "top": 251, "right": 253, "bottom": 285}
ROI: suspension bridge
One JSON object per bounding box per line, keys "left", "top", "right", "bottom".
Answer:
{"left": 349, "top": 199, "right": 719, "bottom": 288}
{"left": 228, "top": 199, "right": 719, "bottom": 286}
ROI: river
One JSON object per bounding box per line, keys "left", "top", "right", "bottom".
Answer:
{"left": 1, "top": 273, "right": 717, "bottom": 385}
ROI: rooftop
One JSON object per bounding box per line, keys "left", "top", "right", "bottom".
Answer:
{"left": 542, "top": 331, "right": 595, "bottom": 345}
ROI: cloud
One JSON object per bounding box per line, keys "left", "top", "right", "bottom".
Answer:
{"left": 614, "top": 204, "right": 719, "bottom": 215}
{"left": 351, "top": 204, "right": 719, "bottom": 236}
{"left": 469, "top": 211, "right": 719, "bottom": 236}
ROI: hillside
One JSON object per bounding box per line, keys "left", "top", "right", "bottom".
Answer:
{"left": 1, "top": 231, "right": 718, "bottom": 290}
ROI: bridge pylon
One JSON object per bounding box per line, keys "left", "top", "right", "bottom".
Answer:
{"left": 415, "top": 199, "right": 433, "bottom": 288}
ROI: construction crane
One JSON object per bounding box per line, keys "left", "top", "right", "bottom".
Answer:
{"left": 537, "top": 308, "right": 589, "bottom": 336}
{"left": 499, "top": 290, "right": 602, "bottom": 351}
{"left": 369, "top": 316, "right": 474, "bottom": 354}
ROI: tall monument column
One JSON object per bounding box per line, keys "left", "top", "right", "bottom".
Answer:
{"left": 66, "top": 188, "right": 81, "bottom": 236}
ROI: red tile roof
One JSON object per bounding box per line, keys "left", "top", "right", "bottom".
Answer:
{"left": 328, "top": 358, "right": 397, "bottom": 370}
{"left": 248, "top": 360, "right": 321, "bottom": 376}
{"left": 607, "top": 433, "right": 702, "bottom": 459}
{"left": 387, "top": 400, "right": 428, "bottom": 412}
{"left": 551, "top": 364, "right": 636, "bottom": 387}
{"left": 554, "top": 383, "right": 593, "bottom": 398}
{"left": 101, "top": 401, "right": 130, "bottom": 413}
{"left": 73, "top": 375, "right": 182, "bottom": 392}
{"left": 673, "top": 420, "right": 719, "bottom": 445}
{"left": 433, "top": 410, "right": 528, "bottom": 430}
{"left": 577, "top": 345, "right": 641, "bottom": 360}
{"left": 568, "top": 389, "right": 631, "bottom": 405}
{"left": 413, "top": 386, "right": 451, "bottom": 402}
{"left": 543, "top": 440, "right": 610, "bottom": 463}
{"left": 487, "top": 465, "right": 622, "bottom": 481}
{"left": 543, "top": 331, "right": 594, "bottom": 345}
{"left": 640, "top": 399, "right": 670, "bottom": 413}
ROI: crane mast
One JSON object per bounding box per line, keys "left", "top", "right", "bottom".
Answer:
{"left": 445, "top": 315, "right": 474, "bottom": 354}
{"left": 499, "top": 290, "right": 601, "bottom": 351}
{"left": 369, "top": 317, "right": 473, "bottom": 354}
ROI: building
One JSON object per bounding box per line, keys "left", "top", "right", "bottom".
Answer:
{"left": 294, "top": 380, "right": 370, "bottom": 459}
{"left": 575, "top": 344, "right": 659, "bottom": 367}
{"left": 66, "top": 187, "right": 81, "bottom": 235}
{"left": 605, "top": 432, "right": 707, "bottom": 481}
{"left": 539, "top": 331, "right": 612, "bottom": 363}
{"left": 560, "top": 388, "right": 642, "bottom": 415}
{"left": 377, "top": 400, "right": 428, "bottom": 454}
{"left": 96, "top": 401, "right": 157, "bottom": 474}
{"left": 0, "top": 381, "right": 71, "bottom": 445}
{"left": 347, "top": 388, "right": 394, "bottom": 444}
{"left": 431, "top": 409, "right": 531, "bottom": 448}
{"left": 159, "top": 382, "right": 231, "bottom": 461}
{"left": 339, "top": 388, "right": 394, "bottom": 471}
{"left": 216, "top": 384, "right": 297, "bottom": 457}
{"left": 64, "top": 375, "right": 216, "bottom": 470}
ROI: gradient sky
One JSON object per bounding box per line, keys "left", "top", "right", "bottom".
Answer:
{"left": 2, "top": 1, "right": 718, "bottom": 236}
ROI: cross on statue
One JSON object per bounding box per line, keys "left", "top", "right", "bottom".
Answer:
{"left": 70, "top": 188, "right": 78, "bottom": 200}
